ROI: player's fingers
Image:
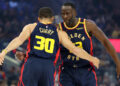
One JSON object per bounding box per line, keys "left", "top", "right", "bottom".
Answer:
{"left": 117, "top": 75, "right": 119, "bottom": 79}
{"left": 0, "top": 63, "right": 2, "bottom": 65}
{"left": 0, "top": 57, "right": 4, "bottom": 63}
{"left": 95, "top": 64, "right": 99, "bottom": 69}
{"left": 116, "top": 68, "right": 120, "bottom": 80}
{"left": 98, "top": 64, "right": 99, "bottom": 69}
{"left": 117, "top": 72, "right": 120, "bottom": 79}
{"left": 0, "top": 61, "right": 2, "bottom": 65}
{"left": 99, "top": 60, "right": 105, "bottom": 66}
{"left": 2, "top": 60, "right": 4, "bottom": 63}
{"left": 0, "top": 59, "right": 2, "bottom": 63}
{"left": 0, "top": 60, "right": 3, "bottom": 64}
{"left": 97, "top": 65, "right": 99, "bottom": 69}
{"left": 0, "top": 58, "right": 4, "bottom": 62}
{"left": 96, "top": 66, "right": 98, "bottom": 69}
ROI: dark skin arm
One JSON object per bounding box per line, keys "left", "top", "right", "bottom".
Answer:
{"left": 86, "top": 19, "right": 120, "bottom": 79}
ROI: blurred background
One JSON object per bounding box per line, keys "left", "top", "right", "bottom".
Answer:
{"left": 0, "top": 0, "right": 120, "bottom": 86}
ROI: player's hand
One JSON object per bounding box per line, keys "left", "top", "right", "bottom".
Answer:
{"left": 116, "top": 61, "right": 120, "bottom": 80}
{"left": 15, "top": 51, "right": 25, "bottom": 61}
{"left": 92, "top": 57, "right": 100, "bottom": 69}
{"left": 0, "top": 52, "right": 6, "bottom": 65}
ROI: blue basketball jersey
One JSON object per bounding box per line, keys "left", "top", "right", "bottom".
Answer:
{"left": 26, "top": 22, "right": 60, "bottom": 61}
{"left": 59, "top": 18, "right": 93, "bottom": 67}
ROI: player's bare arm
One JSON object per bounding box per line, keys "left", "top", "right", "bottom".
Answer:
{"left": 86, "top": 19, "right": 120, "bottom": 78}
{"left": 57, "top": 30, "right": 100, "bottom": 69}
{"left": 0, "top": 23, "right": 37, "bottom": 65}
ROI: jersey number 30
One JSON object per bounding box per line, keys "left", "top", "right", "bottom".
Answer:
{"left": 34, "top": 35, "right": 55, "bottom": 53}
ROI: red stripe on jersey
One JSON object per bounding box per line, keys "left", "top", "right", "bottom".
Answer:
{"left": 89, "top": 37, "right": 93, "bottom": 55}
{"left": 89, "top": 37, "right": 95, "bottom": 69}
{"left": 58, "top": 61, "right": 63, "bottom": 86}
{"left": 54, "top": 70, "right": 57, "bottom": 86}
{"left": 89, "top": 37, "right": 97, "bottom": 85}
{"left": 58, "top": 65, "right": 62, "bottom": 86}
{"left": 18, "top": 37, "right": 31, "bottom": 86}
{"left": 25, "top": 37, "right": 31, "bottom": 62}
{"left": 54, "top": 47, "right": 60, "bottom": 65}
{"left": 53, "top": 47, "right": 60, "bottom": 86}
{"left": 92, "top": 69, "right": 98, "bottom": 86}
{"left": 18, "top": 62, "right": 25, "bottom": 86}
{"left": 12, "top": 49, "right": 16, "bottom": 54}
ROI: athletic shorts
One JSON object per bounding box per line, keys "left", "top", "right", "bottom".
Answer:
{"left": 18, "top": 56, "right": 56, "bottom": 86}
{"left": 59, "top": 65, "right": 97, "bottom": 86}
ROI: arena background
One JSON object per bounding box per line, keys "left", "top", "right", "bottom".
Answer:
{"left": 0, "top": 0, "right": 120, "bottom": 86}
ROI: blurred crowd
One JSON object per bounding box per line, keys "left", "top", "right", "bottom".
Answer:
{"left": 0, "top": 0, "right": 120, "bottom": 86}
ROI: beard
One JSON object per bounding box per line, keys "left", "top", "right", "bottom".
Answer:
{"left": 65, "top": 17, "right": 76, "bottom": 27}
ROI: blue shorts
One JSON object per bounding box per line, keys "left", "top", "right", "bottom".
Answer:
{"left": 18, "top": 56, "right": 56, "bottom": 86}
{"left": 59, "top": 65, "right": 97, "bottom": 86}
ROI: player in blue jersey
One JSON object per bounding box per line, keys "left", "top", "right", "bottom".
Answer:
{"left": 14, "top": 2, "right": 120, "bottom": 86}
{"left": 58, "top": 2, "right": 120, "bottom": 86}
{"left": 0, "top": 7, "right": 100, "bottom": 86}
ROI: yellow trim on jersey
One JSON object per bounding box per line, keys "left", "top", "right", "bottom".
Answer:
{"left": 63, "top": 18, "right": 81, "bottom": 30}
{"left": 84, "top": 19, "right": 91, "bottom": 38}
{"left": 79, "top": 21, "right": 84, "bottom": 24}
{"left": 59, "top": 23, "right": 63, "bottom": 30}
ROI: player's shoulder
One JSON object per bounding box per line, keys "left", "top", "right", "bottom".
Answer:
{"left": 25, "top": 22, "right": 37, "bottom": 27}
{"left": 23, "top": 22, "right": 35, "bottom": 28}
{"left": 23, "top": 22, "right": 37, "bottom": 33}
{"left": 85, "top": 19, "right": 98, "bottom": 32}
{"left": 85, "top": 19, "right": 96, "bottom": 26}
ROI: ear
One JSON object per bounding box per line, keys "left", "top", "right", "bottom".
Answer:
{"left": 38, "top": 17, "right": 40, "bottom": 21}
{"left": 51, "top": 16, "right": 55, "bottom": 22}
{"left": 73, "top": 9, "right": 77, "bottom": 16}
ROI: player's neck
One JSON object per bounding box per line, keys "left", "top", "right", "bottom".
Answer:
{"left": 66, "top": 17, "right": 78, "bottom": 27}
{"left": 39, "top": 19, "right": 52, "bottom": 24}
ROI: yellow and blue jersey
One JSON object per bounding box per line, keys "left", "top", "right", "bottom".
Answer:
{"left": 25, "top": 22, "right": 60, "bottom": 62}
{"left": 59, "top": 18, "right": 93, "bottom": 67}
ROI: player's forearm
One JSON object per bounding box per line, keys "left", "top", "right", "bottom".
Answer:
{"left": 3, "top": 37, "right": 23, "bottom": 54}
{"left": 108, "top": 49, "right": 120, "bottom": 65}
{"left": 71, "top": 47, "right": 96, "bottom": 62}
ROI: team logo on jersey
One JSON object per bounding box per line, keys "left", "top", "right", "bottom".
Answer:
{"left": 81, "top": 36, "right": 85, "bottom": 41}
{"left": 76, "top": 27, "right": 83, "bottom": 30}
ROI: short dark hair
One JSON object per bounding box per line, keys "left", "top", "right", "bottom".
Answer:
{"left": 38, "top": 7, "right": 53, "bottom": 18}
{"left": 63, "top": 2, "right": 76, "bottom": 9}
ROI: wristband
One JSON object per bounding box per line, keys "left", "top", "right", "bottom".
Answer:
{"left": 2, "top": 49, "right": 7, "bottom": 54}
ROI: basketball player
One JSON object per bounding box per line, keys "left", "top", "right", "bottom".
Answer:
{"left": 0, "top": 7, "right": 100, "bottom": 86}
{"left": 58, "top": 2, "right": 120, "bottom": 86}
